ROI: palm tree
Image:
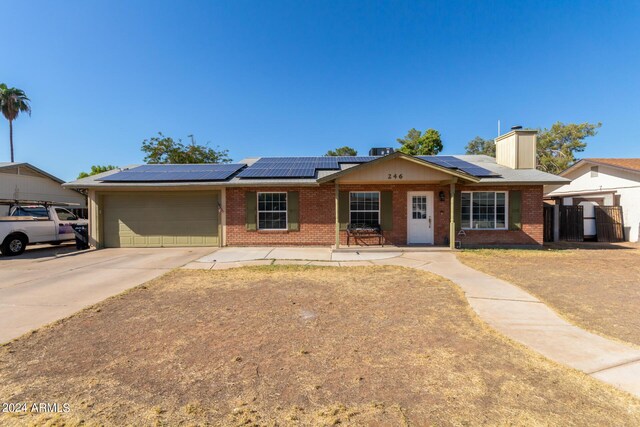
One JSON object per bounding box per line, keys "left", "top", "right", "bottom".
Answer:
{"left": 0, "top": 84, "right": 31, "bottom": 162}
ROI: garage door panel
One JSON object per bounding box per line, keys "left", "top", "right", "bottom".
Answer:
{"left": 147, "top": 236, "right": 163, "bottom": 246}
{"left": 102, "top": 191, "right": 220, "bottom": 248}
{"left": 133, "top": 236, "right": 148, "bottom": 246}
{"left": 175, "top": 236, "right": 191, "bottom": 245}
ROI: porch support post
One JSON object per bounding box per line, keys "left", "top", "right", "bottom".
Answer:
{"left": 449, "top": 182, "right": 456, "bottom": 249}
{"left": 335, "top": 181, "right": 340, "bottom": 248}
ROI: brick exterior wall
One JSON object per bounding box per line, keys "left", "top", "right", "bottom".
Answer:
{"left": 457, "top": 185, "right": 544, "bottom": 246}
{"left": 226, "top": 186, "right": 336, "bottom": 246}
{"left": 225, "top": 184, "right": 543, "bottom": 247}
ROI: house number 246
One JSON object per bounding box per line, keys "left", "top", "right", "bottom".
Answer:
{"left": 388, "top": 173, "right": 403, "bottom": 180}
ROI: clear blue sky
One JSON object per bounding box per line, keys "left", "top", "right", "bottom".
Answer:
{"left": 3, "top": 0, "right": 640, "bottom": 181}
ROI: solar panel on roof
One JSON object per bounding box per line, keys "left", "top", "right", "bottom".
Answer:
{"left": 236, "top": 156, "right": 376, "bottom": 179}
{"left": 99, "top": 164, "right": 246, "bottom": 182}
{"left": 236, "top": 155, "right": 500, "bottom": 179}
{"left": 97, "top": 155, "right": 499, "bottom": 181}
{"left": 417, "top": 156, "right": 499, "bottom": 177}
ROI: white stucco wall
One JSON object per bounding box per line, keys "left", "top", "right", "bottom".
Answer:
{"left": 617, "top": 185, "right": 640, "bottom": 242}
{"left": 546, "top": 164, "right": 640, "bottom": 242}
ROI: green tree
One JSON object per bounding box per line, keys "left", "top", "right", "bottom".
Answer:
{"left": 397, "top": 128, "right": 443, "bottom": 155}
{"left": 465, "top": 136, "right": 496, "bottom": 157}
{"left": 141, "top": 132, "right": 231, "bottom": 164}
{"left": 326, "top": 146, "right": 358, "bottom": 156}
{"left": 537, "top": 122, "right": 601, "bottom": 174}
{"left": 77, "top": 165, "right": 119, "bottom": 179}
{"left": 0, "top": 84, "right": 31, "bottom": 162}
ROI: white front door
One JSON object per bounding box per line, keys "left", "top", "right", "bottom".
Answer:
{"left": 407, "top": 191, "right": 434, "bottom": 244}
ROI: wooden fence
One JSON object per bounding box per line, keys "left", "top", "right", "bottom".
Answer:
{"left": 595, "top": 206, "right": 625, "bottom": 242}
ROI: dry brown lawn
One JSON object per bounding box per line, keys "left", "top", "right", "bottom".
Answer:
{"left": 1, "top": 266, "right": 639, "bottom": 426}
{"left": 458, "top": 248, "right": 640, "bottom": 347}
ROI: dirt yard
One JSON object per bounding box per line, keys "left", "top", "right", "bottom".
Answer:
{"left": 458, "top": 248, "right": 640, "bottom": 347}
{"left": 1, "top": 266, "right": 639, "bottom": 426}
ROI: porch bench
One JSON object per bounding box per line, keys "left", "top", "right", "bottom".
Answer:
{"left": 346, "top": 223, "right": 384, "bottom": 246}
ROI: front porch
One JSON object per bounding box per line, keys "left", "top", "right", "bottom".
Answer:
{"left": 320, "top": 152, "right": 470, "bottom": 249}
{"left": 330, "top": 182, "right": 460, "bottom": 250}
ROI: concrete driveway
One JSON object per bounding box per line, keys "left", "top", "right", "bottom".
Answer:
{"left": 0, "top": 247, "right": 213, "bottom": 343}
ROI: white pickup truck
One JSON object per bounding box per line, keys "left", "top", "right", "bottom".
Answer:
{"left": 0, "top": 205, "right": 88, "bottom": 256}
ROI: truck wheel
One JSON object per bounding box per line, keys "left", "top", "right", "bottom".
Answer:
{"left": 1, "top": 234, "right": 27, "bottom": 256}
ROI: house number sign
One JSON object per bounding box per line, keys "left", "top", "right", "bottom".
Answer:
{"left": 387, "top": 173, "right": 404, "bottom": 180}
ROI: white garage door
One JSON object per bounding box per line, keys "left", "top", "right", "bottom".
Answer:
{"left": 102, "top": 191, "right": 220, "bottom": 248}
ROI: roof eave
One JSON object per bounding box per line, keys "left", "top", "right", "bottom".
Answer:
{"left": 0, "top": 162, "right": 66, "bottom": 185}
{"left": 564, "top": 159, "right": 640, "bottom": 176}
{"left": 62, "top": 181, "right": 322, "bottom": 189}
{"left": 473, "top": 179, "right": 571, "bottom": 186}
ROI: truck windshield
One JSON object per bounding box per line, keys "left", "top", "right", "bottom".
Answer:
{"left": 12, "top": 207, "right": 49, "bottom": 218}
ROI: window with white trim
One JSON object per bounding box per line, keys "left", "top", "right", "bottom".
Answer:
{"left": 258, "top": 192, "right": 287, "bottom": 230}
{"left": 461, "top": 191, "right": 507, "bottom": 230}
{"left": 349, "top": 192, "right": 380, "bottom": 226}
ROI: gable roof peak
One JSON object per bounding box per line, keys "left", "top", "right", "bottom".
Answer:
{"left": 572, "top": 158, "right": 640, "bottom": 174}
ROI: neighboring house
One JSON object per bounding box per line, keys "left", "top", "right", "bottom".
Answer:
{"left": 64, "top": 129, "right": 568, "bottom": 249}
{"left": 545, "top": 158, "right": 640, "bottom": 242}
{"left": 0, "top": 162, "right": 87, "bottom": 217}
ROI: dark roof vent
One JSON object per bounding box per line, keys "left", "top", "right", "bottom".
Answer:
{"left": 511, "top": 125, "right": 523, "bottom": 130}
{"left": 369, "top": 147, "right": 395, "bottom": 156}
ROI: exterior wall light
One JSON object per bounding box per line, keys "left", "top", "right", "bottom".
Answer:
{"left": 439, "top": 191, "right": 446, "bottom": 202}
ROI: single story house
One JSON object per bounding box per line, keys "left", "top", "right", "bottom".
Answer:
{"left": 0, "top": 162, "right": 87, "bottom": 217}
{"left": 64, "top": 129, "right": 568, "bottom": 249}
{"left": 545, "top": 158, "right": 640, "bottom": 242}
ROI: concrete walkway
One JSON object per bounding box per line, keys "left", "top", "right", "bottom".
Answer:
{"left": 185, "top": 247, "right": 640, "bottom": 398}
{"left": 193, "top": 246, "right": 403, "bottom": 266}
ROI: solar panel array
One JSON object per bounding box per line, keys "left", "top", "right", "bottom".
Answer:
{"left": 417, "top": 156, "right": 499, "bottom": 177}
{"left": 237, "top": 157, "right": 376, "bottom": 179}
{"left": 97, "top": 156, "right": 499, "bottom": 182}
{"left": 100, "top": 164, "right": 246, "bottom": 182}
